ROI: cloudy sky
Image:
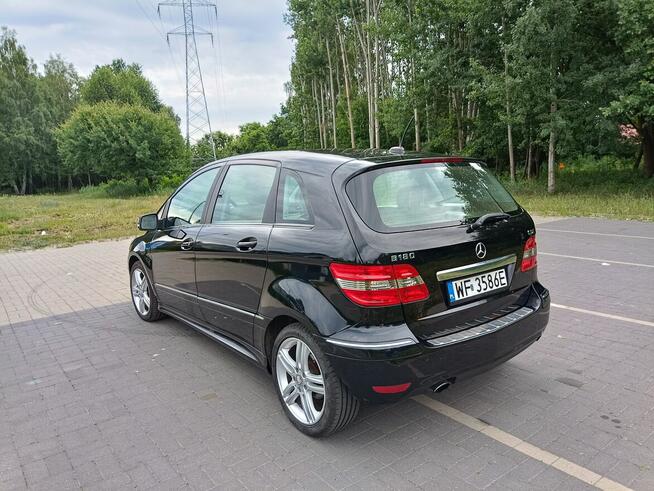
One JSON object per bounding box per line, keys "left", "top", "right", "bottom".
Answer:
{"left": 3, "top": 0, "right": 294, "bottom": 135}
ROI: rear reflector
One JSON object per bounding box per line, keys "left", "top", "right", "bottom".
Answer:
{"left": 372, "top": 382, "right": 412, "bottom": 394}
{"left": 521, "top": 235, "right": 537, "bottom": 272}
{"left": 329, "top": 263, "right": 429, "bottom": 307}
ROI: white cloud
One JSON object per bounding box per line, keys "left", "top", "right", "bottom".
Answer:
{"left": 2, "top": 0, "right": 293, "bottom": 136}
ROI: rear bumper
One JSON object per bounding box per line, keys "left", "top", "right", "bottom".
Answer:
{"left": 322, "top": 282, "right": 549, "bottom": 402}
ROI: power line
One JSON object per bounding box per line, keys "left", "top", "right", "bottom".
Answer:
{"left": 135, "top": 0, "right": 165, "bottom": 38}
{"left": 207, "top": 5, "right": 226, "bottom": 126}
{"left": 135, "top": 0, "right": 185, "bottom": 96}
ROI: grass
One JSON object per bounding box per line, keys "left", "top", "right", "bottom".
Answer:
{"left": 0, "top": 165, "right": 652, "bottom": 252}
{"left": 0, "top": 192, "right": 168, "bottom": 251}
{"left": 503, "top": 167, "right": 654, "bottom": 221}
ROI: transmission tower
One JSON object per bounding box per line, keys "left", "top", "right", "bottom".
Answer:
{"left": 158, "top": 0, "right": 217, "bottom": 160}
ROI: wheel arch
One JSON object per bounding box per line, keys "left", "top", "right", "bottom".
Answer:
{"left": 259, "top": 277, "right": 351, "bottom": 371}
{"left": 263, "top": 315, "right": 300, "bottom": 372}
{"left": 128, "top": 254, "right": 139, "bottom": 270}
{"left": 128, "top": 252, "right": 158, "bottom": 300}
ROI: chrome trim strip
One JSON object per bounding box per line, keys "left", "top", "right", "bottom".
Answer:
{"left": 197, "top": 295, "right": 260, "bottom": 318}
{"left": 162, "top": 309, "right": 258, "bottom": 361}
{"left": 155, "top": 283, "right": 263, "bottom": 320}
{"left": 427, "top": 306, "right": 534, "bottom": 348}
{"left": 272, "top": 223, "right": 315, "bottom": 229}
{"left": 202, "top": 222, "right": 272, "bottom": 227}
{"left": 418, "top": 298, "right": 488, "bottom": 321}
{"left": 155, "top": 283, "right": 196, "bottom": 298}
{"left": 436, "top": 254, "right": 517, "bottom": 281}
{"left": 325, "top": 338, "right": 416, "bottom": 349}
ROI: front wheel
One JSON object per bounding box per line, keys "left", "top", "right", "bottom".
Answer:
{"left": 130, "top": 262, "right": 162, "bottom": 322}
{"left": 272, "top": 323, "right": 359, "bottom": 437}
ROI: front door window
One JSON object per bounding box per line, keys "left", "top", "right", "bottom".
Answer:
{"left": 167, "top": 168, "right": 219, "bottom": 227}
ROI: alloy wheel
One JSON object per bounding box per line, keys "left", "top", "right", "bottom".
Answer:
{"left": 131, "top": 268, "right": 151, "bottom": 316}
{"left": 275, "top": 337, "right": 325, "bottom": 425}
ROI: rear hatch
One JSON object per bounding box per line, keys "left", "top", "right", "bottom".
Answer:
{"left": 339, "top": 158, "right": 537, "bottom": 341}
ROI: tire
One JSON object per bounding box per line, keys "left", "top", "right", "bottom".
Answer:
{"left": 272, "top": 322, "right": 360, "bottom": 437}
{"left": 130, "top": 262, "right": 163, "bottom": 322}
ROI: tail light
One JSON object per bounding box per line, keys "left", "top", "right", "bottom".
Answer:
{"left": 521, "top": 235, "right": 537, "bottom": 272}
{"left": 329, "top": 263, "right": 429, "bottom": 307}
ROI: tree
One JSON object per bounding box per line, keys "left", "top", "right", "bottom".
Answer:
{"left": 280, "top": 0, "right": 645, "bottom": 191}
{"left": 511, "top": 0, "right": 578, "bottom": 193}
{"left": 229, "top": 122, "right": 274, "bottom": 154}
{"left": 38, "top": 55, "right": 81, "bottom": 190}
{"left": 56, "top": 102, "right": 185, "bottom": 186}
{"left": 268, "top": 108, "right": 297, "bottom": 149}
{"left": 193, "top": 130, "right": 234, "bottom": 164}
{"left": 41, "top": 56, "right": 81, "bottom": 127}
{"left": 602, "top": 0, "right": 654, "bottom": 177}
{"left": 80, "top": 59, "right": 172, "bottom": 116}
{"left": 0, "top": 27, "right": 46, "bottom": 194}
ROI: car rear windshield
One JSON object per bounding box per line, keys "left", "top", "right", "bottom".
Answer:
{"left": 346, "top": 161, "right": 519, "bottom": 233}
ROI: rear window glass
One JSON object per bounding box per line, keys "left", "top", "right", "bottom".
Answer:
{"left": 346, "top": 161, "right": 519, "bottom": 232}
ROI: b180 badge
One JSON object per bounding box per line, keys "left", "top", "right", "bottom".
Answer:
{"left": 390, "top": 252, "right": 415, "bottom": 262}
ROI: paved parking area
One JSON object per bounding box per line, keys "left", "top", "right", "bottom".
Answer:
{"left": 1, "top": 217, "right": 653, "bottom": 490}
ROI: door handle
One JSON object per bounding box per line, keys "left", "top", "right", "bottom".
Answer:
{"left": 236, "top": 237, "right": 257, "bottom": 251}
{"left": 180, "top": 238, "right": 194, "bottom": 251}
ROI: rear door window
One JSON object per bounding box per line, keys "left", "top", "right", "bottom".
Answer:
{"left": 346, "top": 161, "right": 519, "bottom": 233}
{"left": 211, "top": 164, "right": 277, "bottom": 223}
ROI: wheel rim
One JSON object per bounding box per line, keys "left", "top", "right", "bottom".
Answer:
{"left": 275, "top": 337, "right": 325, "bottom": 425}
{"left": 131, "top": 269, "right": 150, "bottom": 316}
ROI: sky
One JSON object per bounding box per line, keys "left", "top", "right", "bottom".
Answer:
{"left": 2, "top": 0, "right": 294, "bottom": 136}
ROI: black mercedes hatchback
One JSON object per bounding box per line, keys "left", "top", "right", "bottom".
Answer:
{"left": 128, "top": 151, "right": 549, "bottom": 436}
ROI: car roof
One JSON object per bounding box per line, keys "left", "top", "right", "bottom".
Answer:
{"left": 199, "top": 151, "right": 350, "bottom": 175}
{"left": 198, "top": 150, "right": 475, "bottom": 176}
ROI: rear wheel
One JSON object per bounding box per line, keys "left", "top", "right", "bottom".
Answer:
{"left": 130, "top": 262, "right": 162, "bottom": 322}
{"left": 272, "top": 323, "right": 359, "bottom": 437}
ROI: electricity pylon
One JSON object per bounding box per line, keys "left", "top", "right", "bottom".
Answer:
{"left": 158, "top": 0, "right": 216, "bottom": 160}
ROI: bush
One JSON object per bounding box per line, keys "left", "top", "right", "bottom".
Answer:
{"left": 56, "top": 102, "right": 186, "bottom": 186}
{"left": 565, "top": 155, "right": 631, "bottom": 172}
{"left": 156, "top": 174, "right": 186, "bottom": 193}
{"left": 79, "top": 178, "right": 152, "bottom": 198}
{"left": 502, "top": 166, "right": 654, "bottom": 197}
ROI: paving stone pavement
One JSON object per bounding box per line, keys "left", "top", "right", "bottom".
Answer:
{"left": 0, "top": 218, "right": 653, "bottom": 490}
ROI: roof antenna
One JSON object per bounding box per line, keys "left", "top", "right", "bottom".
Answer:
{"left": 390, "top": 114, "right": 416, "bottom": 155}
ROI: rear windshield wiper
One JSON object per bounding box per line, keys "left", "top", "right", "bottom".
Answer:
{"left": 467, "top": 212, "right": 510, "bottom": 232}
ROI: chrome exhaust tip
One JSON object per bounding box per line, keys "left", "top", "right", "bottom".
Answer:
{"left": 432, "top": 381, "right": 451, "bottom": 393}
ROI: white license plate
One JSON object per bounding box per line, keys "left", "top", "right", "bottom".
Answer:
{"left": 446, "top": 268, "right": 508, "bottom": 303}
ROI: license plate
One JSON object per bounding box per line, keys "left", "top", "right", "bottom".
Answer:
{"left": 446, "top": 268, "right": 508, "bottom": 303}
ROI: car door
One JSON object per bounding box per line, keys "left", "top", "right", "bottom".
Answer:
{"left": 194, "top": 161, "right": 279, "bottom": 344}
{"left": 149, "top": 166, "right": 221, "bottom": 317}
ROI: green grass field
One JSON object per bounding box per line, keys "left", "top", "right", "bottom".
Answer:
{"left": 0, "top": 193, "right": 168, "bottom": 251}
{"left": 0, "top": 167, "right": 652, "bottom": 252}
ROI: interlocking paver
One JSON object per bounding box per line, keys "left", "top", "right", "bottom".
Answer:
{"left": 1, "top": 219, "right": 653, "bottom": 489}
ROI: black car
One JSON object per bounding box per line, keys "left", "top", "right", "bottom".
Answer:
{"left": 128, "top": 151, "right": 549, "bottom": 436}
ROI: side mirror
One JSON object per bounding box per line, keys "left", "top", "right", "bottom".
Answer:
{"left": 138, "top": 213, "right": 159, "bottom": 231}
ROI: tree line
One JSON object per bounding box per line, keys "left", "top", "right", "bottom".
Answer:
{"left": 2, "top": 0, "right": 653, "bottom": 196}
{"left": 0, "top": 27, "right": 187, "bottom": 194}
{"left": 277, "top": 0, "right": 654, "bottom": 189}
{"left": 0, "top": 26, "right": 293, "bottom": 195}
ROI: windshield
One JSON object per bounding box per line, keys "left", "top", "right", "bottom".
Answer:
{"left": 346, "top": 161, "right": 519, "bottom": 233}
